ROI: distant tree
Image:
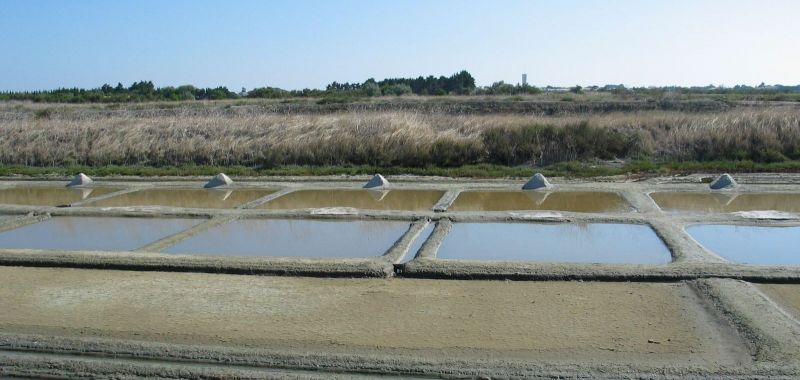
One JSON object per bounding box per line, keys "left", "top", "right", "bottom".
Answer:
{"left": 489, "top": 81, "right": 515, "bottom": 95}
{"left": 362, "top": 79, "right": 381, "bottom": 97}
{"left": 247, "top": 87, "right": 290, "bottom": 99}
{"left": 382, "top": 84, "right": 412, "bottom": 96}
{"left": 129, "top": 81, "right": 155, "bottom": 95}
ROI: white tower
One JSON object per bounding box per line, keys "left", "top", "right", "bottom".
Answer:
{"left": 522, "top": 74, "right": 528, "bottom": 86}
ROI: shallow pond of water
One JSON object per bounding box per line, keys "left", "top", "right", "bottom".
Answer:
{"left": 258, "top": 189, "right": 445, "bottom": 211}
{"left": 436, "top": 222, "right": 671, "bottom": 264}
{"left": 0, "top": 216, "right": 202, "bottom": 251}
{"left": 651, "top": 192, "right": 800, "bottom": 213}
{"left": 85, "top": 188, "right": 274, "bottom": 209}
{"left": 0, "top": 187, "right": 120, "bottom": 206}
{"left": 163, "top": 219, "right": 410, "bottom": 258}
{"left": 687, "top": 224, "right": 800, "bottom": 265}
{"left": 447, "top": 191, "right": 632, "bottom": 213}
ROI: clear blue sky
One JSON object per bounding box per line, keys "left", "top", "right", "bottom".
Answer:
{"left": 1, "top": 0, "right": 798, "bottom": 91}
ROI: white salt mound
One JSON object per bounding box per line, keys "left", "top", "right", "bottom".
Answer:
{"left": 363, "top": 174, "right": 390, "bottom": 189}
{"left": 709, "top": 173, "right": 737, "bottom": 190}
{"left": 522, "top": 173, "right": 552, "bottom": 190}
{"left": 66, "top": 173, "right": 93, "bottom": 187}
{"left": 205, "top": 173, "right": 233, "bottom": 188}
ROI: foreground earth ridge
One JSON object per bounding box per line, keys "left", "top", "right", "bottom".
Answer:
{"left": 0, "top": 173, "right": 799, "bottom": 378}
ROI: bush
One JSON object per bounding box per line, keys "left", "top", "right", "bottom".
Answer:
{"left": 363, "top": 82, "right": 381, "bottom": 97}
{"left": 382, "top": 84, "right": 413, "bottom": 96}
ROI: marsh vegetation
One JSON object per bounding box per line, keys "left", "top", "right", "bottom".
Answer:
{"left": 1, "top": 97, "right": 799, "bottom": 177}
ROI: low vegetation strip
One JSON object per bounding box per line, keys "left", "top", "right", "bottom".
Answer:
{"left": 1, "top": 102, "right": 799, "bottom": 175}
{"left": 0, "top": 103, "right": 800, "bottom": 177}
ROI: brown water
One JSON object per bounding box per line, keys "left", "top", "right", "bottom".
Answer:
{"left": 258, "top": 189, "right": 445, "bottom": 211}
{"left": 163, "top": 219, "right": 409, "bottom": 258}
{"left": 651, "top": 192, "right": 800, "bottom": 213}
{"left": 0, "top": 186, "right": 120, "bottom": 206}
{"left": 0, "top": 216, "right": 202, "bottom": 251}
{"left": 437, "top": 222, "right": 671, "bottom": 264}
{"left": 448, "top": 191, "right": 631, "bottom": 213}
{"left": 85, "top": 188, "right": 275, "bottom": 209}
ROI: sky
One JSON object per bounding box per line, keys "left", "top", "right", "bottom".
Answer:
{"left": 1, "top": 0, "right": 798, "bottom": 91}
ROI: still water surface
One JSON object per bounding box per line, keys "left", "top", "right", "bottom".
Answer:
{"left": 164, "top": 219, "right": 410, "bottom": 258}
{"left": 0, "top": 216, "right": 202, "bottom": 251}
{"left": 259, "top": 189, "right": 444, "bottom": 211}
{"left": 688, "top": 224, "right": 800, "bottom": 264}
{"left": 0, "top": 187, "right": 120, "bottom": 206}
{"left": 437, "top": 222, "right": 671, "bottom": 264}
{"left": 651, "top": 192, "right": 800, "bottom": 213}
{"left": 448, "top": 191, "right": 631, "bottom": 213}
{"left": 86, "top": 188, "right": 274, "bottom": 209}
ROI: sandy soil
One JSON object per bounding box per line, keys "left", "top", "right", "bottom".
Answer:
{"left": 757, "top": 284, "right": 800, "bottom": 319}
{"left": 0, "top": 266, "right": 748, "bottom": 367}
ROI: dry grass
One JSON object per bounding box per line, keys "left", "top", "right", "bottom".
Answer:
{"left": 1, "top": 103, "right": 799, "bottom": 168}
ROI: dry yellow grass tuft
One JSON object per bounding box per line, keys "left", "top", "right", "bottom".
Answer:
{"left": 1, "top": 102, "right": 799, "bottom": 167}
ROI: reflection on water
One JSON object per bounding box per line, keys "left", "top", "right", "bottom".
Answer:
{"left": 688, "top": 225, "right": 800, "bottom": 265}
{"left": 0, "top": 187, "right": 120, "bottom": 206}
{"left": 437, "top": 222, "right": 671, "bottom": 264}
{"left": 0, "top": 216, "right": 202, "bottom": 251}
{"left": 85, "top": 188, "right": 274, "bottom": 209}
{"left": 259, "top": 189, "right": 445, "bottom": 211}
{"left": 651, "top": 192, "right": 800, "bottom": 213}
{"left": 448, "top": 191, "right": 631, "bottom": 213}
{"left": 163, "top": 219, "right": 410, "bottom": 258}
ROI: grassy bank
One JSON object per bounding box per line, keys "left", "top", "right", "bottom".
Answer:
{"left": 4, "top": 160, "right": 800, "bottom": 179}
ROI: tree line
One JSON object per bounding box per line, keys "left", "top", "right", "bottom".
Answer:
{"left": 1, "top": 71, "right": 798, "bottom": 103}
{"left": 0, "top": 71, "right": 478, "bottom": 103}
{"left": 0, "top": 81, "right": 241, "bottom": 103}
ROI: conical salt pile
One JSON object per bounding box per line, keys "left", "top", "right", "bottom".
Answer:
{"left": 522, "top": 173, "right": 552, "bottom": 190}
{"left": 363, "top": 174, "right": 390, "bottom": 189}
{"left": 204, "top": 173, "right": 233, "bottom": 188}
{"left": 709, "top": 173, "right": 737, "bottom": 190}
{"left": 66, "top": 173, "right": 93, "bottom": 187}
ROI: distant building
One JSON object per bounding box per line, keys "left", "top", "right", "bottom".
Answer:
{"left": 544, "top": 86, "right": 570, "bottom": 92}
{"left": 521, "top": 74, "right": 527, "bottom": 86}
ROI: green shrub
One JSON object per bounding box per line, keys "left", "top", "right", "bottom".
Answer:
{"left": 382, "top": 84, "right": 412, "bottom": 96}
